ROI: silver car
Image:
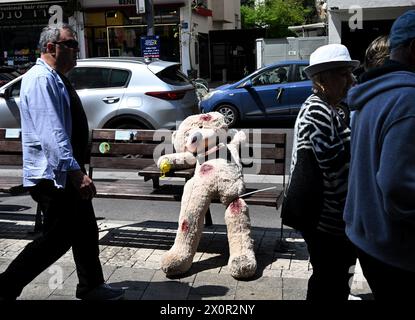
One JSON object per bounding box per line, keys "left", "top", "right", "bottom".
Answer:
{"left": 0, "top": 57, "right": 199, "bottom": 130}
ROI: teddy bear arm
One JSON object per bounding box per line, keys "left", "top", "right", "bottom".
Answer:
{"left": 157, "top": 151, "right": 197, "bottom": 170}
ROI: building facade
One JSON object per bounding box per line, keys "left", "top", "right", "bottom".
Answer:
{"left": 0, "top": 0, "right": 78, "bottom": 67}
{"left": 326, "top": 0, "right": 415, "bottom": 61}
{"left": 0, "top": 0, "right": 241, "bottom": 79}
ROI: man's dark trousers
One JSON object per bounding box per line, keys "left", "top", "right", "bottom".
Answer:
{"left": 0, "top": 179, "right": 104, "bottom": 299}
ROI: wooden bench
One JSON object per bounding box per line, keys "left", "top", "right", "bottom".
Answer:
{"left": 0, "top": 128, "right": 23, "bottom": 192}
{"left": 89, "top": 128, "right": 287, "bottom": 227}
{"left": 0, "top": 128, "right": 42, "bottom": 233}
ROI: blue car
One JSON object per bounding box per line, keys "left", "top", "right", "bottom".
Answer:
{"left": 200, "top": 60, "right": 312, "bottom": 127}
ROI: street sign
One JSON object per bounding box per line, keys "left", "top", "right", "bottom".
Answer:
{"left": 140, "top": 35, "right": 160, "bottom": 58}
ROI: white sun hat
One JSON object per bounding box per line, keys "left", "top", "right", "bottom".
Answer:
{"left": 304, "top": 44, "right": 360, "bottom": 78}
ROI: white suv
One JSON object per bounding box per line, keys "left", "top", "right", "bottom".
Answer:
{"left": 0, "top": 57, "right": 199, "bottom": 130}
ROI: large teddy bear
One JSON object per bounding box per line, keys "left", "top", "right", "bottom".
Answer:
{"left": 157, "top": 112, "right": 257, "bottom": 279}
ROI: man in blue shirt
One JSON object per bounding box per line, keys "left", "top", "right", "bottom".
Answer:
{"left": 0, "top": 23, "right": 124, "bottom": 300}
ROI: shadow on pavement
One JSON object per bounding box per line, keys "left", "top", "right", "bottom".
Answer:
{"left": 97, "top": 220, "right": 308, "bottom": 279}
{"left": 109, "top": 280, "right": 229, "bottom": 300}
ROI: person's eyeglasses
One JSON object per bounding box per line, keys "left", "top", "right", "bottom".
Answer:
{"left": 53, "top": 39, "right": 79, "bottom": 49}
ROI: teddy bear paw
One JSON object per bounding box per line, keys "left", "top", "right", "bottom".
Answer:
{"left": 161, "top": 252, "right": 193, "bottom": 277}
{"left": 228, "top": 254, "right": 257, "bottom": 279}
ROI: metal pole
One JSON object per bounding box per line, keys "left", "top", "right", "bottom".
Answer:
{"left": 145, "top": 0, "right": 154, "bottom": 36}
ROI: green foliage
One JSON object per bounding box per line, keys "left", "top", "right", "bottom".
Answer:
{"left": 241, "top": 0, "right": 313, "bottom": 38}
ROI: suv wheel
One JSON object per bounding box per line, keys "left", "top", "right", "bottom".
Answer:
{"left": 215, "top": 104, "right": 239, "bottom": 128}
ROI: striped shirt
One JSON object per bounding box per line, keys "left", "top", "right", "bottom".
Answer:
{"left": 289, "top": 94, "right": 351, "bottom": 235}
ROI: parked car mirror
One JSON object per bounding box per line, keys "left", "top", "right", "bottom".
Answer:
{"left": 238, "top": 79, "right": 253, "bottom": 89}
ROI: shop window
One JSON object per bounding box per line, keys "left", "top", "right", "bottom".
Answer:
{"left": 106, "top": 25, "right": 180, "bottom": 61}
{"left": 84, "top": 12, "right": 106, "bottom": 26}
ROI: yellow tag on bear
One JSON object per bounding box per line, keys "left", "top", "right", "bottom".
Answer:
{"left": 159, "top": 159, "right": 172, "bottom": 178}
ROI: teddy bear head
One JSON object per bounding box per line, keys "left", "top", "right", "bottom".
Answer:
{"left": 172, "top": 112, "right": 229, "bottom": 154}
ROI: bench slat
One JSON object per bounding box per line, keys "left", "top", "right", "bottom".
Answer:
{"left": 139, "top": 166, "right": 194, "bottom": 179}
{"left": 0, "top": 155, "right": 23, "bottom": 166}
{"left": 93, "top": 180, "right": 283, "bottom": 207}
{"left": 0, "top": 176, "right": 23, "bottom": 191}
{"left": 90, "top": 142, "right": 168, "bottom": 156}
{"left": 89, "top": 157, "right": 155, "bottom": 170}
{"left": 241, "top": 146, "right": 285, "bottom": 160}
{"left": 92, "top": 129, "right": 172, "bottom": 142}
{"left": 243, "top": 130, "right": 286, "bottom": 145}
{"left": 0, "top": 141, "right": 22, "bottom": 152}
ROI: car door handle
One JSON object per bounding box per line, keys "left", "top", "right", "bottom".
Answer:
{"left": 276, "top": 88, "right": 285, "bottom": 102}
{"left": 102, "top": 97, "right": 120, "bottom": 104}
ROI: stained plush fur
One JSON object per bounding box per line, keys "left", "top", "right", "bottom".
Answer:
{"left": 157, "top": 112, "right": 257, "bottom": 279}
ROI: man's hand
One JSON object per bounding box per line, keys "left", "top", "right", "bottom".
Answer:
{"left": 68, "top": 170, "right": 97, "bottom": 200}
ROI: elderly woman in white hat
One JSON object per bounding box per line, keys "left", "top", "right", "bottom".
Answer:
{"left": 281, "top": 44, "right": 359, "bottom": 301}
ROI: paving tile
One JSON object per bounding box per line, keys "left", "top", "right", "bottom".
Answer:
{"left": 282, "top": 288, "right": 307, "bottom": 300}
{"left": 107, "top": 266, "right": 155, "bottom": 291}
{"left": 282, "top": 277, "right": 308, "bottom": 289}
{"left": 271, "top": 257, "right": 291, "bottom": 270}
{"left": 19, "top": 283, "right": 52, "bottom": 300}
{"left": 235, "top": 277, "right": 282, "bottom": 300}
{"left": 289, "top": 260, "right": 310, "bottom": 272}
{"left": 47, "top": 294, "right": 76, "bottom": 300}
{"left": 281, "top": 269, "right": 312, "bottom": 279}
{"left": 189, "top": 273, "right": 237, "bottom": 299}
{"left": 262, "top": 269, "right": 282, "bottom": 278}
{"left": 123, "top": 289, "right": 143, "bottom": 300}
{"left": 141, "top": 280, "right": 191, "bottom": 300}
{"left": 32, "top": 263, "right": 76, "bottom": 285}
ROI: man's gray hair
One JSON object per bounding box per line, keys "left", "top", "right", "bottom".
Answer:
{"left": 38, "top": 23, "right": 77, "bottom": 53}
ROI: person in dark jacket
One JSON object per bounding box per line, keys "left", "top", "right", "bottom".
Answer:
{"left": 345, "top": 10, "right": 415, "bottom": 300}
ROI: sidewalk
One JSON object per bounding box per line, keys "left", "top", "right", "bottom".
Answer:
{"left": 0, "top": 215, "right": 372, "bottom": 301}
{"left": 0, "top": 167, "right": 372, "bottom": 301}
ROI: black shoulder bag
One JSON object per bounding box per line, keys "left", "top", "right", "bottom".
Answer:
{"left": 280, "top": 150, "right": 323, "bottom": 232}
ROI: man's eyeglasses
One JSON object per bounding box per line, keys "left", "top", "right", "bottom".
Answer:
{"left": 53, "top": 39, "right": 79, "bottom": 49}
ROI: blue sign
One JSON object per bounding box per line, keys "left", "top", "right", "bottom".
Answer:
{"left": 140, "top": 35, "right": 160, "bottom": 58}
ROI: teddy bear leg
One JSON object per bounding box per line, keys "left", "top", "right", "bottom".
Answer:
{"left": 224, "top": 198, "right": 257, "bottom": 279}
{"left": 161, "top": 177, "right": 211, "bottom": 277}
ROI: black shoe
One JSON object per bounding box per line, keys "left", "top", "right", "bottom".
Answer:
{"left": 76, "top": 283, "right": 124, "bottom": 300}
